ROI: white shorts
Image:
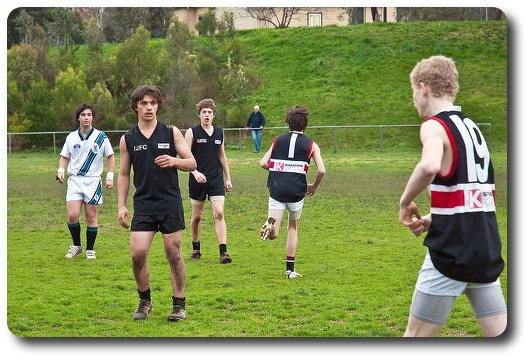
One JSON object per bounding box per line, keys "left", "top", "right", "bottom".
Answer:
{"left": 415, "top": 250, "right": 501, "bottom": 296}
{"left": 268, "top": 197, "right": 304, "bottom": 220}
{"left": 66, "top": 176, "right": 103, "bottom": 205}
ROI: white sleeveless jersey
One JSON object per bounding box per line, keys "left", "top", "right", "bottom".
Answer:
{"left": 60, "top": 128, "right": 114, "bottom": 177}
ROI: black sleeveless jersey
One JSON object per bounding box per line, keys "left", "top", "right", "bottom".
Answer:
{"left": 424, "top": 109, "right": 504, "bottom": 283}
{"left": 124, "top": 121, "right": 183, "bottom": 215}
{"left": 188, "top": 125, "right": 224, "bottom": 187}
{"left": 267, "top": 131, "right": 313, "bottom": 202}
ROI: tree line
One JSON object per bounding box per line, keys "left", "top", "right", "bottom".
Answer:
{"left": 7, "top": 7, "right": 503, "bottom": 148}
{"left": 7, "top": 8, "right": 257, "bottom": 148}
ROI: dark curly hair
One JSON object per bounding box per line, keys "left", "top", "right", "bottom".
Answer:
{"left": 285, "top": 105, "right": 309, "bottom": 131}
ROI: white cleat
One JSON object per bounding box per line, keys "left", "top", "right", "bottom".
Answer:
{"left": 65, "top": 245, "right": 82, "bottom": 259}
{"left": 286, "top": 270, "right": 302, "bottom": 279}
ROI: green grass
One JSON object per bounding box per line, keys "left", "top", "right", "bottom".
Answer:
{"left": 236, "top": 21, "right": 507, "bottom": 143}
{"left": 6, "top": 148, "right": 507, "bottom": 337}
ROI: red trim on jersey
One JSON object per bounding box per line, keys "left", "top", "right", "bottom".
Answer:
{"left": 271, "top": 135, "right": 279, "bottom": 153}
{"left": 423, "top": 116, "right": 458, "bottom": 179}
{"left": 307, "top": 140, "right": 314, "bottom": 161}
{"left": 431, "top": 189, "right": 465, "bottom": 208}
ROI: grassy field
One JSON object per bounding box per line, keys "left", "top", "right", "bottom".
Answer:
{"left": 6, "top": 147, "right": 508, "bottom": 338}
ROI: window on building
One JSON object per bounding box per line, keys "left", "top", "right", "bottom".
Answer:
{"left": 308, "top": 13, "right": 322, "bottom": 26}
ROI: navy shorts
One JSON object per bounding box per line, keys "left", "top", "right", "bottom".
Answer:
{"left": 131, "top": 213, "right": 186, "bottom": 234}
{"left": 189, "top": 183, "right": 225, "bottom": 201}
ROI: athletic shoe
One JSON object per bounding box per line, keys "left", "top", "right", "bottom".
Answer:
{"left": 65, "top": 245, "right": 82, "bottom": 259}
{"left": 85, "top": 250, "right": 96, "bottom": 259}
{"left": 286, "top": 270, "right": 302, "bottom": 279}
{"left": 132, "top": 299, "right": 152, "bottom": 320}
{"left": 220, "top": 252, "right": 232, "bottom": 264}
{"left": 167, "top": 306, "right": 187, "bottom": 321}
{"left": 190, "top": 250, "right": 201, "bottom": 260}
{"left": 260, "top": 217, "right": 276, "bottom": 240}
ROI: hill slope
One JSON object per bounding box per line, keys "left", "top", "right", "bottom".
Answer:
{"left": 236, "top": 21, "right": 507, "bottom": 143}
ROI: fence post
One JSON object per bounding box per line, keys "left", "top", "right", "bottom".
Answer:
{"left": 333, "top": 126, "right": 337, "bottom": 152}
{"left": 53, "top": 132, "right": 56, "bottom": 155}
{"left": 379, "top": 126, "right": 383, "bottom": 150}
{"left": 239, "top": 128, "right": 242, "bottom": 150}
{"left": 8, "top": 133, "right": 11, "bottom": 155}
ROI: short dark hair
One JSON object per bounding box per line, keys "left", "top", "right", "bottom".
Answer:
{"left": 285, "top": 105, "right": 309, "bottom": 131}
{"left": 74, "top": 103, "right": 95, "bottom": 123}
{"left": 130, "top": 85, "right": 163, "bottom": 114}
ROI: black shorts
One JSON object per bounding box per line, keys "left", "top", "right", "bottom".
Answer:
{"left": 189, "top": 183, "right": 225, "bottom": 201}
{"left": 131, "top": 213, "right": 186, "bottom": 234}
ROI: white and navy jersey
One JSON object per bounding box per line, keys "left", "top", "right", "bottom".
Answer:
{"left": 60, "top": 127, "right": 114, "bottom": 177}
{"left": 267, "top": 131, "right": 313, "bottom": 203}
{"left": 423, "top": 108, "right": 504, "bottom": 283}
{"left": 189, "top": 125, "right": 224, "bottom": 187}
{"left": 124, "top": 121, "right": 183, "bottom": 215}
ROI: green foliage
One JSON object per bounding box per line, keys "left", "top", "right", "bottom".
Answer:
{"left": 7, "top": 20, "right": 506, "bottom": 148}
{"left": 6, "top": 150, "right": 508, "bottom": 337}
{"left": 52, "top": 65, "right": 91, "bottom": 130}
{"left": 84, "top": 16, "right": 105, "bottom": 53}
{"left": 112, "top": 25, "right": 158, "bottom": 104}
{"left": 195, "top": 8, "right": 217, "bottom": 36}
{"left": 7, "top": 44, "right": 42, "bottom": 94}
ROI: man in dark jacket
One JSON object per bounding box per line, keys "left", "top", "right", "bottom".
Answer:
{"left": 246, "top": 105, "right": 266, "bottom": 153}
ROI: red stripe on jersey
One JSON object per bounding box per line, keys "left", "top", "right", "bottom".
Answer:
{"left": 423, "top": 117, "right": 458, "bottom": 179}
{"left": 431, "top": 190, "right": 465, "bottom": 208}
{"left": 307, "top": 140, "right": 314, "bottom": 161}
{"left": 271, "top": 135, "right": 279, "bottom": 153}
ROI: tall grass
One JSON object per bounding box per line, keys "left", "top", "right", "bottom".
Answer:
{"left": 6, "top": 148, "right": 507, "bottom": 337}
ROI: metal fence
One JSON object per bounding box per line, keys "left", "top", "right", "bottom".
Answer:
{"left": 6, "top": 123, "right": 492, "bottom": 154}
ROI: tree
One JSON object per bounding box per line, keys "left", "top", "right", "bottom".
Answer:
{"left": 47, "top": 8, "right": 84, "bottom": 46}
{"left": 84, "top": 16, "right": 105, "bottom": 53}
{"left": 52, "top": 65, "right": 91, "bottom": 130}
{"left": 244, "top": 7, "right": 305, "bottom": 29}
{"left": 7, "top": 44, "right": 42, "bottom": 94}
{"left": 196, "top": 8, "right": 217, "bottom": 36}
{"left": 112, "top": 25, "right": 158, "bottom": 111}
{"left": 103, "top": 8, "right": 150, "bottom": 42}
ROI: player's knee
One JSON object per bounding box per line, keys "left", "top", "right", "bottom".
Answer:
{"left": 131, "top": 250, "right": 147, "bottom": 267}
{"left": 213, "top": 210, "right": 224, "bottom": 221}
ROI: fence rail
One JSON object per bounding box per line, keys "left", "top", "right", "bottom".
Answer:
{"left": 6, "top": 123, "right": 492, "bottom": 154}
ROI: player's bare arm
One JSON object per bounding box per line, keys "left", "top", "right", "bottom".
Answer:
{"left": 184, "top": 127, "right": 206, "bottom": 183}
{"left": 155, "top": 127, "right": 196, "bottom": 171}
{"left": 57, "top": 155, "right": 69, "bottom": 183}
{"left": 117, "top": 135, "right": 131, "bottom": 229}
{"left": 219, "top": 141, "right": 232, "bottom": 192}
{"left": 306, "top": 142, "right": 326, "bottom": 196}
{"left": 399, "top": 120, "right": 446, "bottom": 229}
{"left": 259, "top": 145, "right": 273, "bottom": 169}
{"left": 105, "top": 154, "right": 116, "bottom": 190}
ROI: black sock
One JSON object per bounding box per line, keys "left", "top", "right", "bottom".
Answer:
{"left": 68, "top": 221, "right": 81, "bottom": 247}
{"left": 192, "top": 241, "right": 200, "bottom": 251}
{"left": 219, "top": 243, "right": 227, "bottom": 255}
{"left": 286, "top": 256, "right": 295, "bottom": 272}
{"left": 173, "top": 296, "right": 185, "bottom": 309}
{"left": 86, "top": 227, "right": 98, "bottom": 250}
{"left": 138, "top": 288, "right": 151, "bottom": 301}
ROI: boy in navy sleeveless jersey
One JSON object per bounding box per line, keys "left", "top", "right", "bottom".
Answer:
{"left": 259, "top": 105, "right": 326, "bottom": 278}
{"left": 118, "top": 85, "right": 196, "bottom": 321}
{"left": 399, "top": 56, "right": 506, "bottom": 336}
{"left": 184, "top": 99, "right": 233, "bottom": 264}
{"left": 57, "top": 103, "right": 115, "bottom": 260}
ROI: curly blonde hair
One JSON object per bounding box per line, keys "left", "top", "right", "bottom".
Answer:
{"left": 410, "top": 55, "right": 459, "bottom": 100}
